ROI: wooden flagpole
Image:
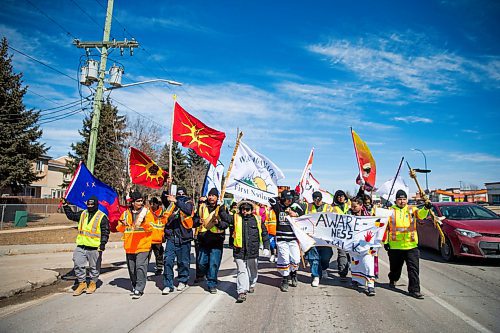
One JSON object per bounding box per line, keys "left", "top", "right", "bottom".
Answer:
{"left": 204, "top": 131, "right": 244, "bottom": 229}
{"left": 168, "top": 95, "right": 177, "bottom": 192}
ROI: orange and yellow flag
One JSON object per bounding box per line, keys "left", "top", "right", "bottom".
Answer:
{"left": 351, "top": 129, "right": 377, "bottom": 188}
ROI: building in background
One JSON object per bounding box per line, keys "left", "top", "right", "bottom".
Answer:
{"left": 485, "top": 182, "right": 500, "bottom": 205}
{"left": 427, "top": 188, "right": 488, "bottom": 203}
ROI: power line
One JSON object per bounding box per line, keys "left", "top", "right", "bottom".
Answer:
{"left": 7, "top": 45, "right": 78, "bottom": 83}
{"left": 107, "top": 96, "right": 167, "bottom": 129}
{"left": 39, "top": 106, "right": 90, "bottom": 125}
{"left": 24, "top": 0, "right": 78, "bottom": 40}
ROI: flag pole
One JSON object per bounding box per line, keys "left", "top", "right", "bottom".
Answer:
{"left": 298, "top": 147, "right": 314, "bottom": 198}
{"left": 204, "top": 131, "right": 243, "bottom": 229}
{"left": 385, "top": 157, "right": 404, "bottom": 207}
{"left": 168, "top": 95, "right": 177, "bottom": 191}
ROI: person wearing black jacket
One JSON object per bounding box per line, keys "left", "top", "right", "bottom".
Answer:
{"left": 161, "top": 186, "right": 194, "bottom": 295}
{"left": 194, "top": 188, "right": 230, "bottom": 294}
{"left": 232, "top": 200, "right": 270, "bottom": 303}
{"left": 62, "top": 195, "right": 110, "bottom": 296}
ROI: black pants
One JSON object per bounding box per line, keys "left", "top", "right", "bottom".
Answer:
{"left": 149, "top": 243, "right": 164, "bottom": 271}
{"left": 388, "top": 248, "right": 420, "bottom": 293}
{"left": 194, "top": 240, "right": 203, "bottom": 279}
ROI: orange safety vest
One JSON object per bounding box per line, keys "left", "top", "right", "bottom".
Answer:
{"left": 163, "top": 202, "right": 195, "bottom": 229}
{"left": 264, "top": 207, "right": 277, "bottom": 236}
{"left": 116, "top": 208, "right": 154, "bottom": 253}
{"left": 150, "top": 207, "right": 167, "bottom": 244}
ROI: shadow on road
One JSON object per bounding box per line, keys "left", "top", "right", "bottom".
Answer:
{"left": 419, "top": 247, "right": 500, "bottom": 267}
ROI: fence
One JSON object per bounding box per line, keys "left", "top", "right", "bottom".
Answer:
{"left": 0, "top": 204, "right": 80, "bottom": 229}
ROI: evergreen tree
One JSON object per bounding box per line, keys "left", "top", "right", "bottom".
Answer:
{"left": 186, "top": 149, "right": 209, "bottom": 199}
{"left": 67, "top": 99, "right": 128, "bottom": 196}
{"left": 158, "top": 141, "right": 189, "bottom": 189}
{"left": 0, "top": 37, "right": 47, "bottom": 194}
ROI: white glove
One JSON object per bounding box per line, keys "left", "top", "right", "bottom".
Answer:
{"left": 263, "top": 249, "right": 270, "bottom": 257}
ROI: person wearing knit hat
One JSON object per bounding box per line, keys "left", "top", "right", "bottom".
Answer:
{"left": 194, "top": 187, "right": 230, "bottom": 294}
{"left": 332, "top": 189, "right": 351, "bottom": 282}
{"left": 383, "top": 183, "right": 432, "bottom": 300}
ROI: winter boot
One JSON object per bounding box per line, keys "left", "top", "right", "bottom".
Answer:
{"left": 73, "top": 282, "right": 87, "bottom": 296}
{"left": 86, "top": 281, "right": 97, "bottom": 294}
{"left": 290, "top": 271, "right": 298, "bottom": 287}
{"left": 280, "top": 277, "right": 289, "bottom": 292}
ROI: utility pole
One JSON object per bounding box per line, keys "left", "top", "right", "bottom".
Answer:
{"left": 73, "top": 0, "right": 138, "bottom": 173}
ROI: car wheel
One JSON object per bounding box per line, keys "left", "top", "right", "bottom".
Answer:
{"left": 440, "top": 236, "right": 455, "bottom": 261}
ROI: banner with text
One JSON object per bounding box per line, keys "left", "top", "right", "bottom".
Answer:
{"left": 290, "top": 208, "right": 392, "bottom": 254}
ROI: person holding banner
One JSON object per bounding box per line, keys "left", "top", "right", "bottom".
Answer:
{"left": 269, "top": 190, "right": 302, "bottom": 292}
{"left": 195, "top": 188, "right": 230, "bottom": 294}
{"left": 62, "top": 196, "right": 110, "bottom": 296}
{"left": 161, "top": 186, "right": 195, "bottom": 295}
{"left": 302, "top": 191, "right": 334, "bottom": 287}
{"left": 384, "top": 190, "right": 431, "bottom": 299}
{"left": 116, "top": 192, "right": 154, "bottom": 299}
{"left": 349, "top": 197, "right": 378, "bottom": 296}
{"left": 332, "top": 190, "right": 351, "bottom": 281}
{"left": 232, "top": 201, "right": 270, "bottom": 303}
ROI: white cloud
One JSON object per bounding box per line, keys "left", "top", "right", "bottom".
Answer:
{"left": 392, "top": 116, "right": 433, "bottom": 123}
{"left": 449, "top": 152, "right": 500, "bottom": 163}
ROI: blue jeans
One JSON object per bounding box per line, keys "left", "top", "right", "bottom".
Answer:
{"left": 306, "top": 247, "right": 333, "bottom": 278}
{"left": 163, "top": 240, "right": 191, "bottom": 289}
{"left": 198, "top": 246, "right": 223, "bottom": 289}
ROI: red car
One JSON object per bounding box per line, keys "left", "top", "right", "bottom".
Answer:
{"left": 416, "top": 202, "right": 500, "bottom": 261}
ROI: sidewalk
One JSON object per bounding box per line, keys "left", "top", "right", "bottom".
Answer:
{"left": 0, "top": 225, "right": 74, "bottom": 234}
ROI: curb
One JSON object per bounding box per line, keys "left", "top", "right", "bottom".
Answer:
{"left": 0, "top": 269, "right": 59, "bottom": 299}
{"left": 0, "top": 242, "right": 123, "bottom": 256}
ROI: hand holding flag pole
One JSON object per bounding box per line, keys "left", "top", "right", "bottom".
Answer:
{"left": 406, "top": 161, "right": 445, "bottom": 245}
{"left": 204, "top": 131, "right": 244, "bottom": 230}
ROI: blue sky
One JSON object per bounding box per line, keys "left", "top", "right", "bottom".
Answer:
{"left": 1, "top": 0, "right": 499, "bottom": 195}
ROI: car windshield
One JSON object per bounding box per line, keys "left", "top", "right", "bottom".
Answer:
{"left": 439, "top": 205, "right": 498, "bottom": 220}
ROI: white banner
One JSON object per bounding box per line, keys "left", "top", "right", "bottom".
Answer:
{"left": 225, "top": 141, "right": 285, "bottom": 205}
{"left": 301, "top": 171, "right": 334, "bottom": 205}
{"left": 202, "top": 160, "right": 224, "bottom": 197}
{"left": 290, "top": 208, "right": 391, "bottom": 254}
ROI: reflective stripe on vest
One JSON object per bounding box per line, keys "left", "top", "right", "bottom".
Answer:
{"left": 389, "top": 207, "right": 416, "bottom": 242}
{"left": 198, "top": 203, "right": 224, "bottom": 234}
{"left": 76, "top": 210, "right": 104, "bottom": 247}
{"left": 233, "top": 214, "right": 262, "bottom": 248}
{"left": 150, "top": 207, "right": 165, "bottom": 230}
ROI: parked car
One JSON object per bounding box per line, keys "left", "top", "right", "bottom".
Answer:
{"left": 416, "top": 202, "right": 500, "bottom": 261}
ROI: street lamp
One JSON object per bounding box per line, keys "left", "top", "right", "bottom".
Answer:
{"left": 411, "top": 148, "right": 429, "bottom": 193}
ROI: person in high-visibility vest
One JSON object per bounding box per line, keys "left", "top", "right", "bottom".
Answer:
{"left": 384, "top": 189, "right": 431, "bottom": 299}
{"left": 263, "top": 205, "right": 277, "bottom": 262}
{"left": 63, "top": 195, "right": 110, "bottom": 296}
{"left": 148, "top": 197, "right": 167, "bottom": 276}
{"left": 195, "top": 188, "right": 230, "bottom": 294}
{"left": 301, "top": 191, "right": 334, "bottom": 287}
{"left": 161, "top": 185, "right": 194, "bottom": 295}
{"left": 332, "top": 190, "right": 351, "bottom": 281}
{"left": 116, "top": 191, "right": 154, "bottom": 299}
{"left": 349, "top": 197, "right": 378, "bottom": 296}
{"left": 232, "top": 200, "right": 270, "bottom": 303}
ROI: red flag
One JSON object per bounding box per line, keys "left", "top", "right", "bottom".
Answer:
{"left": 129, "top": 147, "right": 168, "bottom": 189}
{"left": 172, "top": 102, "right": 226, "bottom": 166}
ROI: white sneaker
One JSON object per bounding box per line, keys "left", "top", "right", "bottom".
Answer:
{"left": 270, "top": 255, "right": 276, "bottom": 263}
{"left": 322, "top": 270, "right": 329, "bottom": 279}
{"left": 162, "top": 287, "right": 171, "bottom": 295}
{"left": 311, "top": 277, "right": 320, "bottom": 287}
{"left": 177, "top": 282, "right": 187, "bottom": 291}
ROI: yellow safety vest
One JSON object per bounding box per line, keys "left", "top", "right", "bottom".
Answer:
{"left": 333, "top": 204, "right": 349, "bottom": 214}
{"left": 305, "top": 203, "right": 332, "bottom": 214}
{"left": 387, "top": 205, "right": 429, "bottom": 250}
{"left": 233, "top": 213, "right": 262, "bottom": 248}
{"left": 76, "top": 210, "right": 105, "bottom": 247}
{"left": 198, "top": 203, "right": 224, "bottom": 234}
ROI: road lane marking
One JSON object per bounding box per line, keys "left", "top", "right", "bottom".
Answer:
{"left": 378, "top": 258, "right": 493, "bottom": 333}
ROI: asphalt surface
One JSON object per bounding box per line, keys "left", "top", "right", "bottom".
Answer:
{"left": 0, "top": 245, "right": 498, "bottom": 333}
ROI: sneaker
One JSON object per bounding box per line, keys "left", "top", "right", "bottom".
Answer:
{"left": 209, "top": 287, "right": 217, "bottom": 294}
{"left": 248, "top": 286, "right": 255, "bottom": 293}
{"left": 131, "top": 290, "right": 143, "bottom": 299}
{"left": 280, "top": 278, "right": 289, "bottom": 292}
{"left": 177, "top": 282, "right": 187, "bottom": 291}
{"left": 236, "top": 293, "right": 247, "bottom": 303}
{"left": 311, "top": 277, "right": 320, "bottom": 287}
{"left": 389, "top": 280, "right": 396, "bottom": 289}
{"left": 73, "top": 282, "right": 87, "bottom": 296}
{"left": 290, "top": 272, "right": 298, "bottom": 287}
{"left": 269, "top": 255, "right": 276, "bottom": 263}
{"left": 162, "top": 287, "right": 174, "bottom": 295}
{"left": 351, "top": 281, "right": 360, "bottom": 289}
{"left": 409, "top": 291, "right": 424, "bottom": 299}
{"left": 130, "top": 288, "right": 136, "bottom": 296}
{"left": 366, "top": 287, "right": 376, "bottom": 296}
{"left": 322, "top": 270, "right": 329, "bottom": 279}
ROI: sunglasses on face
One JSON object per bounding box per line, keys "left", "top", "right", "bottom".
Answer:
{"left": 242, "top": 207, "right": 252, "bottom": 212}
{"left": 134, "top": 199, "right": 143, "bottom": 203}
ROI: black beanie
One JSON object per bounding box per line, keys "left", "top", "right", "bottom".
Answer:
{"left": 208, "top": 188, "right": 219, "bottom": 197}
{"left": 312, "top": 191, "right": 322, "bottom": 200}
{"left": 395, "top": 190, "right": 407, "bottom": 199}
{"left": 130, "top": 191, "right": 143, "bottom": 201}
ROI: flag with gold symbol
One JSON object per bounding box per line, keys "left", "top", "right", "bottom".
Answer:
{"left": 172, "top": 102, "right": 226, "bottom": 166}
{"left": 351, "top": 128, "right": 377, "bottom": 189}
{"left": 129, "top": 147, "right": 168, "bottom": 189}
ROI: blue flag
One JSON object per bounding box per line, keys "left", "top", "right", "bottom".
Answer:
{"left": 64, "top": 162, "right": 121, "bottom": 222}
{"left": 202, "top": 160, "right": 224, "bottom": 197}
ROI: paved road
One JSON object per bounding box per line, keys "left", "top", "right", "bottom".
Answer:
{"left": 0, "top": 246, "right": 498, "bottom": 333}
